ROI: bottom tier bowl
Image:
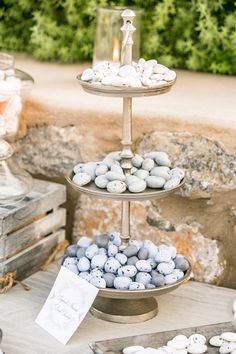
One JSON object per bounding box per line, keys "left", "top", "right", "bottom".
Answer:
{"left": 91, "top": 260, "right": 191, "bottom": 323}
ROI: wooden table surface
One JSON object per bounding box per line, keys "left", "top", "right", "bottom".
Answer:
{"left": 1, "top": 263, "right": 236, "bottom": 354}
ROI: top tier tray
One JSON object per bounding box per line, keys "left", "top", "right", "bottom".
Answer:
{"left": 77, "top": 75, "right": 176, "bottom": 97}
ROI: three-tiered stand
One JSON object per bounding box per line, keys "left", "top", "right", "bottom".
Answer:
{"left": 67, "top": 9, "right": 191, "bottom": 324}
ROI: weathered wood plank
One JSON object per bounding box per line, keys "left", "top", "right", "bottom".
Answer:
{"left": 0, "top": 229, "right": 65, "bottom": 280}
{"left": 0, "top": 208, "right": 66, "bottom": 260}
{"left": 0, "top": 179, "right": 66, "bottom": 235}
{"left": 91, "top": 322, "right": 235, "bottom": 354}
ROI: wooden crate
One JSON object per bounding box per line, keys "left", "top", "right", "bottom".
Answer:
{"left": 0, "top": 179, "right": 66, "bottom": 280}
{"left": 90, "top": 322, "right": 235, "bottom": 354}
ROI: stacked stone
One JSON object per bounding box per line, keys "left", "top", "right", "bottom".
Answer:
{"left": 63, "top": 232, "right": 189, "bottom": 290}
{"left": 81, "top": 58, "right": 176, "bottom": 88}
{"left": 72, "top": 151, "right": 185, "bottom": 193}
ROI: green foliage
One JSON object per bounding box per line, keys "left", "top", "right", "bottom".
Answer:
{"left": 0, "top": 0, "right": 235, "bottom": 74}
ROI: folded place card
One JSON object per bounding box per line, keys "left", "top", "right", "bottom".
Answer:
{"left": 35, "top": 266, "right": 99, "bottom": 345}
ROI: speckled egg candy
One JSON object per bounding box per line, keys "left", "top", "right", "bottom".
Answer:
{"left": 90, "top": 268, "right": 103, "bottom": 277}
{"left": 136, "top": 260, "right": 152, "bottom": 272}
{"left": 169, "top": 167, "right": 185, "bottom": 180}
{"left": 104, "top": 258, "right": 121, "bottom": 274}
{"left": 77, "top": 257, "right": 90, "bottom": 272}
{"left": 134, "top": 169, "right": 149, "bottom": 180}
{"left": 126, "top": 175, "right": 140, "bottom": 186}
{"left": 82, "top": 162, "right": 98, "bottom": 181}
{"left": 135, "top": 272, "right": 152, "bottom": 285}
{"left": 85, "top": 244, "right": 99, "bottom": 259}
{"left": 63, "top": 257, "right": 78, "bottom": 267}
{"left": 138, "top": 247, "right": 149, "bottom": 260}
{"left": 151, "top": 272, "right": 165, "bottom": 287}
{"left": 174, "top": 256, "right": 189, "bottom": 271}
{"left": 95, "top": 175, "right": 109, "bottom": 188}
{"left": 108, "top": 244, "right": 118, "bottom": 257}
{"left": 127, "top": 256, "right": 139, "bottom": 266}
{"left": 107, "top": 180, "right": 127, "bottom": 193}
{"left": 128, "top": 179, "right": 147, "bottom": 193}
{"left": 90, "top": 276, "right": 106, "bottom": 289}
{"left": 165, "top": 274, "right": 178, "bottom": 285}
{"left": 91, "top": 254, "right": 107, "bottom": 269}
{"left": 96, "top": 234, "right": 109, "bottom": 248}
{"left": 72, "top": 172, "right": 91, "bottom": 186}
{"left": 150, "top": 166, "right": 170, "bottom": 180}
{"left": 95, "top": 164, "right": 108, "bottom": 176}
{"left": 164, "top": 178, "right": 181, "bottom": 190}
{"left": 146, "top": 176, "right": 165, "bottom": 189}
{"left": 155, "top": 248, "right": 172, "bottom": 263}
{"left": 129, "top": 282, "right": 145, "bottom": 291}
{"left": 66, "top": 244, "right": 78, "bottom": 257}
{"left": 103, "top": 273, "right": 116, "bottom": 288}
{"left": 76, "top": 247, "right": 86, "bottom": 260}
{"left": 115, "top": 253, "right": 128, "bottom": 265}
{"left": 132, "top": 154, "right": 143, "bottom": 168}
{"left": 64, "top": 263, "right": 79, "bottom": 274}
{"left": 157, "top": 261, "right": 175, "bottom": 275}
{"left": 114, "top": 276, "right": 132, "bottom": 290}
{"left": 77, "top": 236, "right": 93, "bottom": 248}
{"left": 123, "top": 245, "right": 138, "bottom": 257}
{"left": 118, "top": 265, "right": 137, "bottom": 277}
{"left": 79, "top": 272, "right": 92, "bottom": 282}
{"left": 109, "top": 231, "right": 122, "bottom": 246}
{"left": 106, "top": 171, "right": 126, "bottom": 182}
{"left": 142, "top": 158, "right": 155, "bottom": 171}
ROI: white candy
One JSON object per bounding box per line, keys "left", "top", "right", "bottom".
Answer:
{"left": 219, "top": 343, "right": 236, "bottom": 354}
{"left": 221, "top": 332, "right": 236, "bottom": 342}
{"left": 126, "top": 175, "right": 140, "bottom": 186}
{"left": 209, "top": 335, "right": 224, "bottom": 347}
{"left": 167, "top": 338, "right": 188, "bottom": 350}
{"left": 164, "top": 70, "right": 176, "bottom": 82}
{"left": 72, "top": 172, "right": 91, "bottom": 186}
{"left": 95, "top": 175, "right": 109, "bottom": 188}
{"left": 106, "top": 151, "right": 121, "bottom": 161}
{"left": 146, "top": 176, "right": 165, "bottom": 189}
{"left": 81, "top": 68, "right": 94, "bottom": 81}
{"left": 147, "top": 59, "right": 158, "bottom": 67}
{"left": 119, "top": 65, "right": 138, "bottom": 78}
{"left": 134, "top": 169, "right": 149, "bottom": 180}
{"left": 128, "top": 179, "right": 147, "bottom": 193}
{"left": 164, "top": 178, "right": 181, "bottom": 190}
{"left": 95, "top": 164, "right": 108, "bottom": 176}
{"left": 169, "top": 168, "right": 185, "bottom": 180}
{"left": 106, "top": 171, "right": 126, "bottom": 182}
{"left": 141, "top": 77, "right": 155, "bottom": 86}
{"left": 142, "top": 158, "right": 155, "bottom": 171}
{"left": 102, "top": 157, "right": 115, "bottom": 168}
{"left": 138, "top": 58, "right": 147, "bottom": 68}
{"left": 107, "top": 180, "right": 126, "bottom": 193}
{"left": 125, "top": 76, "right": 142, "bottom": 87}
{"left": 153, "top": 64, "right": 169, "bottom": 74}
{"left": 150, "top": 166, "right": 171, "bottom": 180}
{"left": 82, "top": 162, "right": 98, "bottom": 180}
{"left": 123, "top": 346, "right": 145, "bottom": 354}
{"left": 187, "top": 344, "right": 207, "bottom": 354}
{"left": 111, "top": 164, "right": 124, "bottom": 174}
{"left": 151, "top": 74, "right": 164, "bottom": 81}
{"left": 132, "top": 154, "right": 143, "bottom": 168}
{"left": 188, "top": 334, "right": 206, "bottom": 345}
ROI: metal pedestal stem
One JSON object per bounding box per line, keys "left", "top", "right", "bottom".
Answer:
{"left": 91, "top": 297, "right": 158, "bottom": 323}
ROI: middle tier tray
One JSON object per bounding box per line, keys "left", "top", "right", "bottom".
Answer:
{"left": 66, "top": 172, "right": 185, "bottom": 201}
{"left": 77, "top": 75, "right": 176, "bottom": 97}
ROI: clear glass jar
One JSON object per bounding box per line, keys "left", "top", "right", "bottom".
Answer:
{"left": 0, "top": 53, "right": 34, "bottom": 205}
{"left": 93, "top": 7, "right": 141, "bottom": 66}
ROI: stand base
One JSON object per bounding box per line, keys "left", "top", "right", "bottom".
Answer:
{"left": 90, "top": 296, "right": 158, "bottom": 323}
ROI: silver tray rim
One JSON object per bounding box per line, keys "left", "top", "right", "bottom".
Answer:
{"left": 77, "top": 74, "right": 176, "bottom": 97}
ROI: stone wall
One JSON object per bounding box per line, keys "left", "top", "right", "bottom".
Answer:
{"left": 14, "top": 125, "right": 236, "bottom": 288}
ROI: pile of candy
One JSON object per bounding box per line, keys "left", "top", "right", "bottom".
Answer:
{"left": 0, "top": 68, "right": 22, "bottom": 137}
{"left": 122, "top": 331, "right": 236, "bottom": 354}
{"left": 63, "top": 232, "right": 189, "bottom": 290}
{"left": 81, "top": 58, "right": 176, "bottom": 88}
{"left": 72, "top": 151, "right": 184, "bottom": 194}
